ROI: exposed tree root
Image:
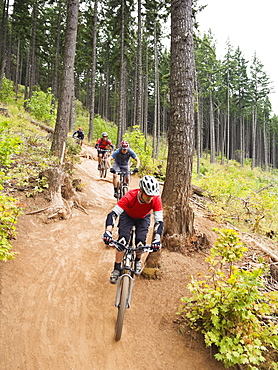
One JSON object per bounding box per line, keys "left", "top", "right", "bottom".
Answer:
{"left": 25, "top": 165, "right": 89, "bottom": 221}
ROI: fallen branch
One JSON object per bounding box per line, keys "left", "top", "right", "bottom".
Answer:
{"left": 25, "top": 206, "right": 50, "bottom": 215}
{"left": 241, "top": 233, "right": 278, "bottom": 262}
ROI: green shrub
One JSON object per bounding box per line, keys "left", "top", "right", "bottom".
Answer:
{"left": 25, "top": 88, "right": 56, "bottom": 124}
{"left": 179, "top": 228, "right": 278, "bottom": 369}
{"left": 0, "top": 193, "right": 23, "bottom": 260}
{"left": 123, "top": 125, "right": 153, "bottom": 174}
{"left": 0, "top": 76, "right": 15, "bottom": 103}
{"left": 0, "top": 121, "right": 23, "bottom": 167}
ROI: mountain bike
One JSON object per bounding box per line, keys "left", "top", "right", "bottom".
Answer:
{"left": 109, "top": 228, "right": 153, "bottom": 341}
{"left": 75, "top": 137, "right": 83, "bottom": 146}
{"left": 99, "top": 149, "right": 111, "bottom": 178}
{"left": 115, "top": 169, "right": 135, "bottom": 201}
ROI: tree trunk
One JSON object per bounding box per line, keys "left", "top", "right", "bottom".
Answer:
{"left": 51, "top": 0, "right": 79, "bottom": 159}
{"left": 117, "top": 0, "right": 126, "bottom": 146}
{"left": 88, "top": 0, "right": 98, "bottom": 142}
{"left": 52, "top": 0, "right": 63, "bottom": 104}
{"left": 209, "top": 87, "right": 215, "bottom": 163}
{"left": 162, "top": 0, "right": 195, "bottom": 251}
{"left": 135, "top": 0, "right": 143, "bottom": 131}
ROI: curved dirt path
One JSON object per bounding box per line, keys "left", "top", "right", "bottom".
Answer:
{"left": 0, "top": 148, "right": 225, "bottom": 370}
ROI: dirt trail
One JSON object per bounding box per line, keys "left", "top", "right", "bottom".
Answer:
{"left": 0, "top": 147, "right": 225, "bottom": 370}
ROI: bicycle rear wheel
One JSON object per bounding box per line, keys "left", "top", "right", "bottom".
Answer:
{"left": 115, "top": 275, "right": 129, "bottom": 341}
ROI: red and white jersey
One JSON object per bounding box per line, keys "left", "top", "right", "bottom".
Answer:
{"left": 113, "top": 188, "right": 163, "bottom": 221}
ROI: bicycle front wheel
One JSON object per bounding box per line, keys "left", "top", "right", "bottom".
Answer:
{"left": 99, "top": 161, "right": 105, "bottom": 178}
{"left": 115, "top": 275, "right": 129, "bottom": 341}
{"left": 103, "top": 160, "right": 107, "bottom": 178}
{"left": 122, "top": 185, "right": 128, "bottom": 196}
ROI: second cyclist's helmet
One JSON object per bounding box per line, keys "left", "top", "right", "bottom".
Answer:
{"left": 121, "top": 140, "right": 129, "bottom": 149}
{"left": 102, "top": 132, "right": 108, "bottom": 137}
{"left": 139, "top": 175, "right": 160, "bottom": 196}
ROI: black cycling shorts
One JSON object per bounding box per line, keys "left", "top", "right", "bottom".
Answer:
{"left": 118, "top": 211, "right": 150, "bottom": 247}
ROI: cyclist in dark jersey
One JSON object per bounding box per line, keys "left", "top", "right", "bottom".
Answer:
{"left": 72, "top": 127, "right": 85, "bottom": 146}
{"left": 102, "top": 175, "right": 164, "bottom": 284}
{"left": 95, "top": 132, "right": 114, "bottom": 170}
{"left": 110, "top": 140, "right": 140, "bottom": 198}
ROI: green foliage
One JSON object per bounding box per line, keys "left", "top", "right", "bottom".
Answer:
{"left": 92, "top": 114, "right": 118, "bottom": 145}
{"left": 0, "top": 194, "right": 23, "bottom": 261}
{"left": 123, "top": 125, "right": 153, "bottom": 174}
{"left": 0, "top": 121, "right": 24, "bottom": 260}
{"left": 0, "top": 76, "right": 15, "bottom": 103}
{"left": 25, "top": 88, "right": 56, "bottom": 124}
{"left": 179, "top": 228, "right": 278, "bottom": 369}
{"left": 0, "top": 121, "right": 23, "bottom": 167}
{"left": 192, "top": 159, "right": 278, "bottom": 239}
{"left": 66, "top": 137, "right": 82, "bottom": 162}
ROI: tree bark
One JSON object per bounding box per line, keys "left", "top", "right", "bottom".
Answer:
{"left": 162, "top": 0, "right": 195, "bottom": 250}
{"left": 88, "top": 0, "right": 98, "bottom": 142}
{"left": 51, "top": 0, "right": 79, "bottom": 159}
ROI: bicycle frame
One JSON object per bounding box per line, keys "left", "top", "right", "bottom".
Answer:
{"left": 110, "top": 228, "right": 152, "bottom": 341}
{"left": 99, "top": 149, "right": 111, "bottom": 178}
{"left": 115, "top": 170, "right": 133, "bottom": 200}
{"left": 114, "top": 249, "right": 135, "bottom": 309}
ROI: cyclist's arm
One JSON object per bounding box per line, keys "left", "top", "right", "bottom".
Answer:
{"left": 108, "top": 141, "right": 114, "bottom": 151}
{"left": 95, "top": 138, "right": 101, "bottom": 149}
{"left": 134, "top": 156, "right": 140, "bottom": 169}
{"left": 105, "top": 205, "right": 124, "bottom": 229}
{"left": 153, "top": 208, "right": 164, "bottom": 238}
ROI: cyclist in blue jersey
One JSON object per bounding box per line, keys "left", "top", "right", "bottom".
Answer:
{"left": 110, "top": 141, "right": 140, "bottom": 198}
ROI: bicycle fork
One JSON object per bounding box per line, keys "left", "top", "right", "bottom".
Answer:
{"left": 115, "top": 274, "right": 134, "bottom": 309}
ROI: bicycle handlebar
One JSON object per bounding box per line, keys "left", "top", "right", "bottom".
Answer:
{"left": 109, "top": 239, "right": 153, "bottom": 253}
{"left": 114, "top": 170, "right": 135, "bottom": 175}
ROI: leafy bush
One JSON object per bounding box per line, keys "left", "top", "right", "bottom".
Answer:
{"left": 179, "top": 228, "right": 278, "bottom": 369}
{"left": 0, "top": 193, "right": 23, "bottom": 260}
{"left": 0, "top": 76, "right": 15, "bottom": 103}
{"left": 123, "top": 125, "right": 153, "bottom": 174}
{"left": 92, "top": 114, "right": 118, "bottom": 146}
{"left": 25, "top": 88, "right": 56, "bottom": 124}
{"left": 0, "top": 121, "right": 23, "bottom": 167}
{"left": 0, "top": 123, "right": 24, "bottom": 260}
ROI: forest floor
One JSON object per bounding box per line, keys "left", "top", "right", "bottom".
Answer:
{"left": 1, "top": 145, "right": 277, "bottom": 370}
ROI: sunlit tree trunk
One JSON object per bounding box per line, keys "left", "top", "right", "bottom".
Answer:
{"left": 135, "top": 0, "right": 143, "bottom": 131}
{"left": 51, "top": 0, "right": 79, "bottom": 159}
{"left": 88, "top": 0, "right": 98, "bottom": 142}
{"left": 117, "top": 0, "right": 126, "bottom": 146}
{"left": 162, "top": 0, "right": 195, "bottom": 250}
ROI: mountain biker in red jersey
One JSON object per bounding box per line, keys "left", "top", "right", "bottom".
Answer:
{"left": 95, "top": 132, "right": 114, "bottom": 170}
{"left": 102, "top": 175, "right": 164, "bottom": 284}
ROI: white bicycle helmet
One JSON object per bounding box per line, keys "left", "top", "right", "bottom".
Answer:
{"left": 102, "top": 132, "right": 108, "bottom": 137}
{"left": 139, "top": 175, "right": 160, "bottom": 196}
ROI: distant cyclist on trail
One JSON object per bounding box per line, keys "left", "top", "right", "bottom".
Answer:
{"left": 72, "top": 127, "right": 85, "bottom": 146}
{"left": 102, "top": 175, "right": 164, "bottom": 284}
{"left": 95, "top": 132, "right": 114, "bottom": 170}
{"left": 110, "top": 140, "right": 140, "bottom": 198}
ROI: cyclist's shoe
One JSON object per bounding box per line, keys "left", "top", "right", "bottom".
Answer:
{"left": 114, "top": 190, "right": 118, "bottom": 199}
{"left": 98, "top": 164, "right": 101, "bottom": 170}
{"left": 110, "top": 269, "right": 120, "bottom": 284}
{"left": 135, "top": 260, "right": 142, "bottom": 275}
